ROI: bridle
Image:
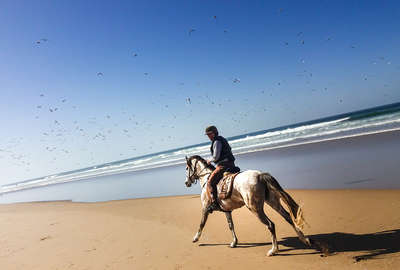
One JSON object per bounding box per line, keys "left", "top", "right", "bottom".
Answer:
{"left": 186, "top": 158, "right": 211, "bottom": 186}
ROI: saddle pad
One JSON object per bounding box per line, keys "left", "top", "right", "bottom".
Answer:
{"left": 217, "top": 172, "right": 240, "bottom": 200}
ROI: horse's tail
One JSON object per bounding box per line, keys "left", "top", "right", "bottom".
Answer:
{"left": 259, "top": 173, "right": 306, "bottom": 230}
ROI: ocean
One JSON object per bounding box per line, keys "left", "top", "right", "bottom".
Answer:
{"left": 1, "top": 102, "right": 400, "bottom": 203}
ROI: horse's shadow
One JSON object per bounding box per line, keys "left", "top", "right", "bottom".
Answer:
{"left": 199, "top": 229, "right": 400, "bottom": 261}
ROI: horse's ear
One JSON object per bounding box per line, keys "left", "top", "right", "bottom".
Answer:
{"left": 185, "top": 156, "right": 188, "bottom": 163}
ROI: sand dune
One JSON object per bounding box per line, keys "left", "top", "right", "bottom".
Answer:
{"left": 0, "top": 190, "right": 399, "bottom": 269}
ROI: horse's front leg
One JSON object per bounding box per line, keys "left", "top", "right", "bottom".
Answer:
{"left": 193, "top": 209, "right": 209, "bottom": 243}
{"left": 225, "top": 211, "right": 238, "bottom": 248}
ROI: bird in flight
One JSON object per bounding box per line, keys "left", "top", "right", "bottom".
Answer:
{"left": 97, "top": 72, "right": 103, "bottom": 76}
{"left": 189, "top": 28, "right": 196, "bottom": 36}
{"left": 36, "top": 38, "right": 48, "bottom": 44}
{"left": 233, "top": 78, "right": 240, "bottom": 83}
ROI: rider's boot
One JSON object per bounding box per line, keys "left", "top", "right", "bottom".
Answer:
{"left": 206, "top": 189, "right": 222, "bottom": 213}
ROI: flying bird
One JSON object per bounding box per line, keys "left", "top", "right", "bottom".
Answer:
{"left": 188, "top": 28, "right": 196, "bottom": 36}
{"left": 36, "top": 38, "right": 48, "bottom": 44}
{"left": 233, "top": 78, "right": 240, "bottom": 83}
{"left": 97, "top": 72, "right": 103, "bottom": 76}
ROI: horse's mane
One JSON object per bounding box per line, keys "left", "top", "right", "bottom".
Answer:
{"left": 188, "top": 155, "right": 215, "bottom": 170}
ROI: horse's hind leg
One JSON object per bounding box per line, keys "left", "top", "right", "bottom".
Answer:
{"left": 225, "top": 211, "right": 238, "bottom": 248}
{"left": 192, "top": 209, "right": 209, "bottom": 243}
{"left": 251, "top": 208, "right": 278, "bottom": 256}
{"left": 266, "top": 193, "right": 311, "bottom": 247}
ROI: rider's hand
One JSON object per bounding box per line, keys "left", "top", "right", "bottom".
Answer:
{"left": 207, "top": 159, "right": 212, "bottom": 165}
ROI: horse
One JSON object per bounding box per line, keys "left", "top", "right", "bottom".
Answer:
{"left": 184, "top": 155, "right": 313, "bottom": 256}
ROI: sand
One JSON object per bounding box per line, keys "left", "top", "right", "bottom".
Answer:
{"left": 1, "top": 189, "right": 399, "bottom": 269}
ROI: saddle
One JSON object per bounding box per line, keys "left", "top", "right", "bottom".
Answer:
{"left": 217, "top": 172, "right": 240, "bottom": 200}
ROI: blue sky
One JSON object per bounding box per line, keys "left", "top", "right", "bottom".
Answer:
{"left": 0, "top": 0, "right": 399, "bottom": 184}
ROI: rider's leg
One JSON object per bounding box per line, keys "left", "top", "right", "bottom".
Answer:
{"left": 207, "top": 166, "right": 223, "bottom": 202}
{"left": 206, "top": 166, "right": 224, "bottom": 212}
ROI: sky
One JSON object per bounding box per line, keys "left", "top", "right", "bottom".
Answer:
{"left": 0, "top": 0, "right": 399, "bottom": 185}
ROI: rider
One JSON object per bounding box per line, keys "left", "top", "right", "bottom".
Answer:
{"left": 205, "top": 125, "right": 237, "bottom": 212}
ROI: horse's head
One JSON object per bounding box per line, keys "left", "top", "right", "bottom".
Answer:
{"left": 185, "top": 156, "right": 196, "bottom": 187}
{"left": 185, "top": 155, "right": 214, "bottom": 187}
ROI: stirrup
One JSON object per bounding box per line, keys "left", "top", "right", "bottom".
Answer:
{"left": 206, "top": 201, "right": 229, "bottom": 213}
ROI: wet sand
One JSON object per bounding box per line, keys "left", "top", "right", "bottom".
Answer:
{"left": 1, "top": 190, "right": 399, "bottom": 269}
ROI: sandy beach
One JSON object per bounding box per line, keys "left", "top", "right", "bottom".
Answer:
{"left": 1, "top": 189, "right": 399, "bottom": 269}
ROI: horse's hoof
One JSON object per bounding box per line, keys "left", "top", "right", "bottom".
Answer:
{"left": 267, "top": 249, "right": 277, "bottom": 256}
{"left": 192, "top": 237, "right": 199, "bottom": 243}
{"left": 230, "top": 242, "right": 237, "bottom": 248}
